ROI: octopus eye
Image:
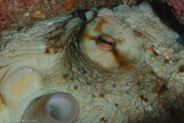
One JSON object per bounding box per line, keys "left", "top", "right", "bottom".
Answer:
{"left": 96, "top": 34, "right": 116, "bottom": 51}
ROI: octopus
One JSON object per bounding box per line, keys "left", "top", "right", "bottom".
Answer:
{"left": 0, "top": 2, "right": 184, "bottom": 123}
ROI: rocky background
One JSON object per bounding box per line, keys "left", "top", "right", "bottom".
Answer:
{"left": 0, "top": 0, "right": 183, "bottom": 32}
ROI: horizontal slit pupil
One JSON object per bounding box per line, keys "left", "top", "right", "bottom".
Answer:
{"left": 98, "top": 38, "right": 113, "bottom": 45}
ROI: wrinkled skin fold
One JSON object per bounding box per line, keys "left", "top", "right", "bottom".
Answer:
{"left": 0, "top": 2, "right": 184, "bottom": 123}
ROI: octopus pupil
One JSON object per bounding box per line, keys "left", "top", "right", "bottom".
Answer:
{"left": 98, "top": 37, "right": 113, "bottom": 45}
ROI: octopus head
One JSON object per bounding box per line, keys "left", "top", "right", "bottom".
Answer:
{"left": 82, "top": 8, "right": 143, "bottom": 70}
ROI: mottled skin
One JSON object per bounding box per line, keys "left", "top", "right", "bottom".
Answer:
{"left": 0, "top": 3, "right": 184, "bottom": 122}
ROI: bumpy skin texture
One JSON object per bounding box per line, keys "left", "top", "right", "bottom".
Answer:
{"left": 0, "top": 4, "right": 184, "bottom": 123}
{"left": 1, "top": 3, "right": 184, "bottom": 122}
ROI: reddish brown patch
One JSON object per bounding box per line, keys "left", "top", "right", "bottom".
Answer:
{"left": 0, "top": 65, "right": 8, "bottom": 69}
{"left": 0, "top": 94, "right": 5, "bottom": 104}
{"left": 134, "top": 75, "right": 142, "bottom": 83}
{"left": 32, "top": 10, "right": 43, "bottom": 18}
{"left": 45, "top": 28, "right": 63, "bottom": 47}
{"left": 0, "top": 94, "right": 6, "bottom": 112}
{"left": 150, "top": 48, "right": 158, "bottom": 56}
{"left": 112, "top": 49, "right": 134, "bottom": 71}
{"left": 99, "top": 93, "right": 105, "bottom": 98}
{"left": 142, "top": 45, "right": 146, "bottom": 52}
{"left": 164, "top": 59, "right": 170, "bottom": 64}
{"left": 94, "top": 18, "right": 107, "bottom": 33}
{"left": 84, "top": 32, "right": 96, "bottom": 41}
{"left": 130, "top": 0, "right": 143, "bottom": 5}
{"left": 22, "top": 0, "right": 34, "bottom": 7}
{"left": 64, "top": 0, "right": 77, "bottom": 11}
{"left": 50, "top": 35, "right": 61, "bottom": 42}
{"left": 133, "top": 30, "right": 146, "bottom": 38}
{"left": 116, "top": 79, "right": 122, "bottom": 83}
{"left": 100, "top": 117, "right": 108, "bottom": 123}
{"left": 105, "top": 1, "right": 119, "bottom": 7}
{"left": 37, "top": 0, "right": 44, "bottom": 4}
{"left": 180, "top": 65, "right": 184, "bottom": 72}
{"left": 44, "top": 29, "right": 63, "bottom": 54}
{"left": 44, "top": 47, "right": 58, "bottom": 54}
{"left": 117, "top": 39, "right": 124, "bottom": 43}
{"left": 153, "top": 78, "right": 167, "bottom": 94}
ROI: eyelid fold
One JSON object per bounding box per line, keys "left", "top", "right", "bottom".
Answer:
{"left": 96, "top": 34, "right": 116, "bottom": 51}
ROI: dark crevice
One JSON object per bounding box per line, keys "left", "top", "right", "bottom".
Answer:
{"left": 150, "top": 1, "right": 184, "bottom": 45}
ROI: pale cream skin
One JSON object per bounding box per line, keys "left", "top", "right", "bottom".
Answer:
{"left": 0, "top": 3, "right": 183, "bottom": 123}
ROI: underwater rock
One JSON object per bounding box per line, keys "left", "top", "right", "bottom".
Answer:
{"left": 0, "top": 0, "right": 138, "bottom": 31}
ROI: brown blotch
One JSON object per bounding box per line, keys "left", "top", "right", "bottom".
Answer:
{"left": 100, "top": 117, "right": 108, "bottom": 123}
{"left": 180, "top": 65, "right": 184, "bottom": 72}
{"left": 140, "top": 95, "right": 147, "bottom": 102}
{"left": 151, "top": 71, "right": 156, "bottom": 75}
{"left": 0, "top": 94, "right": 6, "bottom": 112}
{"left": 134, "top": 75, "right": 141, "bottom": 83}
{"left": 94, "top": 18, "right": 107, "bottom": 33}
{"left": 150, "top": 48, "right": 158, "bottom": 56}
{"left": 0, "top": 94, "right": 5, "bottom": 105}
{"left": 115, "top": 103, "right": 119, "bottom": 108}
{"left": 44, "top": 28, "right": 64, "bottom": 54}
{"left": 133, "top": 30, "right": 147, "bottom": 38}
{"left": 142, "top": 45, "right": 146, "bottom": 52}
{"left": 164, "top": 59, "right": 170, "bottom": 64}
{"left": 0, "top": 65, "right": 8, "bottom": 69}
{"left": 117, "top": 39, "right": 124, "bottom": 44}
{"left": 62, "top": 74, "right": 69, "bottom": 80}
{"left": 44, "top": 47, "right": 55, "bottom": 54}
{"left": 44, "top": 47, "right": 61, "bottom": 54}
{"left": 64, "top": 0, "right": 77, "bottom": 11}
{"left": 99, "top": 93, "right": 105, "bottom": 98}
{"left": 112, "top": 48, "right": 134, "bottom": 71}
{"left": 116, "top": 79, "right": 122, "bottom": 83}
{"left": 112, "top": 84, "right": 116, "bottom": 87}
{"left": 44, "top": 48, "right": 50, "bottom": 54}
{"left": 91, "top": 95, "right": 96, "bottom": 98}
{"left": 84, "top": 32, "right": 96, "bottom": 41}
{"left": 49, "top": 34, "right": 61, "bottom": 42}
{"left": 74, "top": 85, "right": 78, "bottom": 90}
{"left": 137, "top": 81, "right": 144, "bottom": 86}
{"left": 153, "top": 78, "right": 168, "bottom": 94}
{"left": 100, "top": 117, "right": 105, "bottom": 121}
